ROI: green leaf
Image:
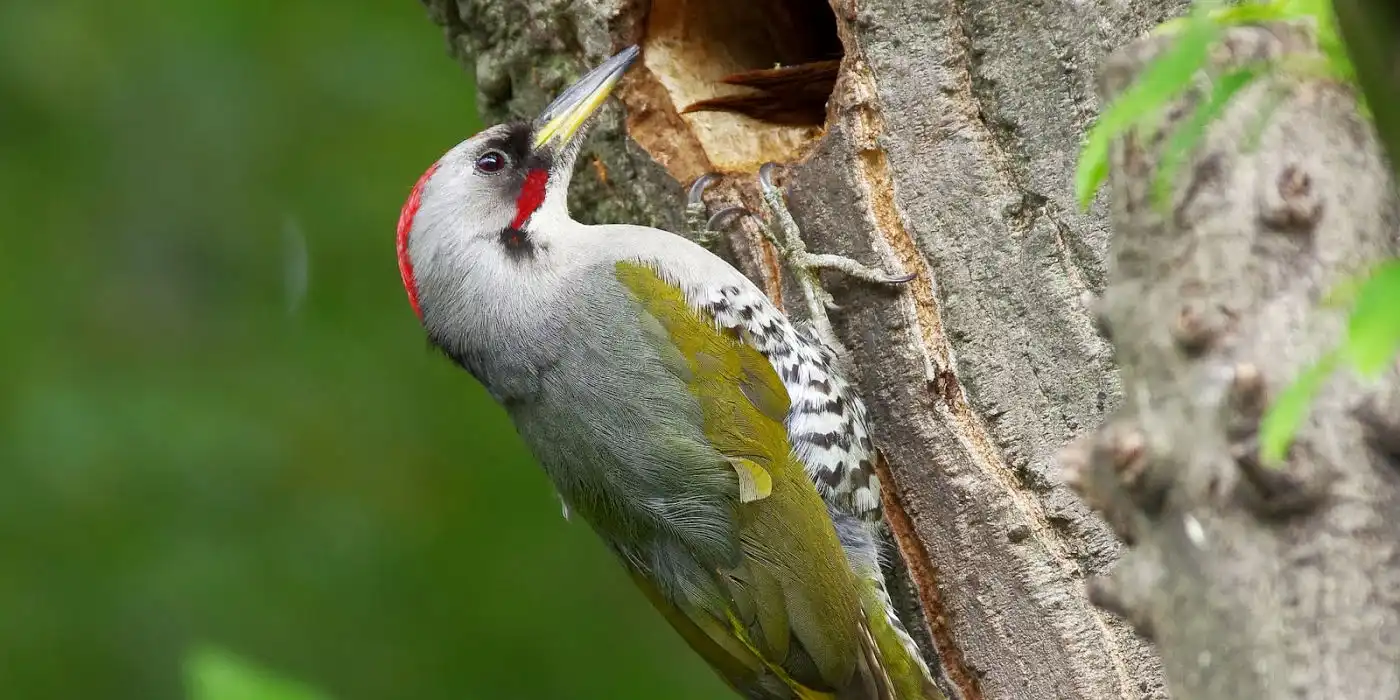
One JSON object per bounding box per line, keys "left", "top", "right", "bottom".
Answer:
{"left": 1321, "top": 268, "right": 1368, "bottom": 309}
{"left": 1341, "top": 260, "right": 1400, "bottom": 377}
{"left": 1074, "top": 2, "right": 1220, "bottom": 210}
{"left": 1073, "top": 147, "right": 1110, "bottom": 211}
{"left": 1161, "top": 4, "right": 1292, "bottom": 34}
{"left": 185, "top": 646, "right": 331, "bottom": 700}
{"left": 1258, "top": 259, "right": 1400, "bottom": 466}
{"left": 1259, "top": 350, "right": 1340, "bottom": 464}
{"left": 1278, "top": 0, "right": 1327, "bottom": 16}
{"left": 1153, "top": 66, "right": 1261, "bottom": 210}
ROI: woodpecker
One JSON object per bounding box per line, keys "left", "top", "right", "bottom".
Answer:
{"left": 397, "top": 46, "right": 942, "bottom": 699}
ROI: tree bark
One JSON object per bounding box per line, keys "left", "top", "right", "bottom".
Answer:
{"left": 1063, "top": 22, "right": 1400, "bottom": 700}
{"left": 412, "top": 1, "right": 1387, "bottom": 698}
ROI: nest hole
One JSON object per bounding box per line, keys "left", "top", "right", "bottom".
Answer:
{"left": 626, "top": 0, "right": 844, "bottom": 180}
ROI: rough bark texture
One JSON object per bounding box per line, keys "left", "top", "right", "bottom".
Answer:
{"left": 1062, "top": 23, "right": 1400, "bottom": 699}
{"left": 398, "top": 1, "right": 1371, "bottom": 698}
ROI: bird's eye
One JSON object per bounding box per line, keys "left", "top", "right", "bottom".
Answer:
{"left": 475, "top": 151, "right": 507, "bottom": 174}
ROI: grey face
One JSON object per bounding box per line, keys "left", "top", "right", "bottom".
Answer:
{"left": 397, "top": 45, "right": 641, "bottom": 325}
{"left": 395, "top": 117, "right": 598, "bottom": 395}
{"left": 396, "top": 121, "right": 563, "bottom": 317}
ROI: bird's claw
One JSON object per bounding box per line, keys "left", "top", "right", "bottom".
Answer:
{"left": 707, "top": 206, "right": 750, "bottom": 231}
{"left": 685, "top": 173, "right": 749, "bottom": 250}
{"left": 758, "top": 162, "right": 780, "bottom": 191}
{"left": 687, "top": 172, "right": 719, "bottom": 207}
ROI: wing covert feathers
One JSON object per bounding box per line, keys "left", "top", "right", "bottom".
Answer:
{"left": 614, "top": 261, "right": 934, "bottom": 699}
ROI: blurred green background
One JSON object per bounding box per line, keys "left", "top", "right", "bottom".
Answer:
{"left": 0, "top": 0, "right": 724, "bottom": 697}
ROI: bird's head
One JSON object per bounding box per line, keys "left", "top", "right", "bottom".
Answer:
{"left": 395, "top": 46, "right": 639, "bottom": 323}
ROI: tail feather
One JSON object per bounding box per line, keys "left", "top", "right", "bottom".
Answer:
{"left": 828, "top": 508, "right": 939, "bottom": 699}
{"left": 858, "top": 578, "right": 945, "bottom": 700}
{"left": 855, "top": 612, "right": 896, "bottom": 700}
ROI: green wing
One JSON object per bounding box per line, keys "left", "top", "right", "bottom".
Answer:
{"left": 616, "top": 261, "right": 892, "bottom": 699}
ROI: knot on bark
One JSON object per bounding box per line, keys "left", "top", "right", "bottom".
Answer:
{"left": 1172, "top": 302, "right": 1235, "bottom": 356}
{"left": 1060, "top": 420, "right": 1162, "bottom": 543}
{"left": 1257, "top": 163, "right": 1324, "bottom": 234}
{"left": 1227, "top": 435, "right": 1333, "bottom": 520}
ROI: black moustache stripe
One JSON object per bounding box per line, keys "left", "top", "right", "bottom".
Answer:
{"left": 498, "top": 227, "right": 536, "bottom": 259}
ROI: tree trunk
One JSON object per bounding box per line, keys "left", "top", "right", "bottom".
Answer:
{"left": 419, "top": 1, "right": 1399, "bottom": 698}
{"left": 1063, "top": 22, "right": 1400, "bottom": 700}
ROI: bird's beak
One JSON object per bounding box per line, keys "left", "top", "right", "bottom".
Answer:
{"left": 532, "top": 45, "right": 640, "bottom": 151}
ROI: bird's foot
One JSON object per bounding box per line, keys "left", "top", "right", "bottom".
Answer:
{"left": 684, "top": 173, "right": 748, "bottom": 251}
{"left": 753, "top": 163, "right": 916, "bottom": 354}
{"left": 684, "top": 165, "right": 916, "bottom": 355}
